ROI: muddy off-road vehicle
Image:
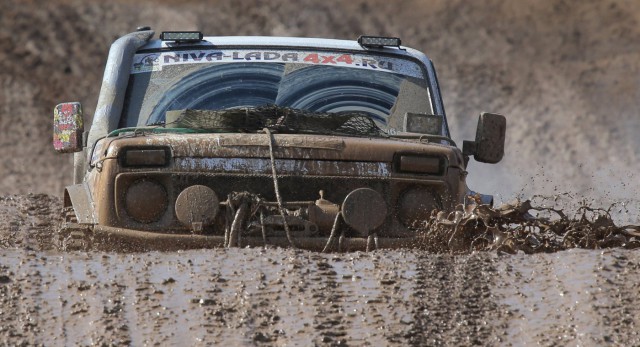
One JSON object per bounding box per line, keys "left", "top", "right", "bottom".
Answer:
{"left": 53, "top": 28, "right": 505, "bottom": 252}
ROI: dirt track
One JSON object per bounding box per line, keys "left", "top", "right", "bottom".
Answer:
{"left": 1, "top": 0, "right": 640, "bottom": 345}
{"left": 0, "top": 195, "right": 639, "bottom": 345}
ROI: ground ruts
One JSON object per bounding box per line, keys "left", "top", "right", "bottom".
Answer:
{"left": 0, "top": 194, "right": 60, "bottom": 251}
{"left": 408, "top": 254, "right": 505, "bottom": 346}
{"left": 1, "top": 195, "right": 639, "bottom": 345}
{"left": 1, "top": 244, "right": 640, "bottom": 345}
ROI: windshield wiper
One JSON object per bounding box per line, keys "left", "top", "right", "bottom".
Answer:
{"left": 107, "top": 126, "right": 207, "bottom": 137}
{"left": 386, "top": 133, "right": 457, "bottom": 146}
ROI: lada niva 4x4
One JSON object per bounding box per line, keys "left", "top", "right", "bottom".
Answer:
{"left": 53, "top": 29, "right": 506, "bottom": 251}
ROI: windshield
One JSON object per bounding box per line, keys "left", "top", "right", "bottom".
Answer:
{"left": 121, "top": 49, "right": 440, "bottom": 136}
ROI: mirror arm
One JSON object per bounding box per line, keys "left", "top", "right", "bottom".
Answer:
{"left": 462, "top": 140, "right": 477, "bottom": 156}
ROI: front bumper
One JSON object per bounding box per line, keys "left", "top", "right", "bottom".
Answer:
{"left": 92, "top": 225, "right": 423, "bottom": 252}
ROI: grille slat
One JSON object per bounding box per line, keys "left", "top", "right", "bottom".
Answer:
{"left": 172, "top": 174, "right": 391, "bottom": 204}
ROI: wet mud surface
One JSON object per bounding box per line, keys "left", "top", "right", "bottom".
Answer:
{"left": 1, "top": 194, "right": 639, "bottom": 346}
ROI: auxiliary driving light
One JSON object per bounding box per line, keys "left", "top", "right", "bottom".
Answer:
{"left": 341, "top": 188, "right": 387, "bottom": 236}
{"left": 160, "top": 31, "right": 203, "bottom": 42}
{"left": 357, "top": 35, "right": 401, "bottom": 48}
{"left": 175, "top": 185, "right": 220, "bottom": 232}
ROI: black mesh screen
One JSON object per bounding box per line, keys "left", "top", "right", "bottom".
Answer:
{"left": 168, "top": 105, "right": 386, "bottom": 137}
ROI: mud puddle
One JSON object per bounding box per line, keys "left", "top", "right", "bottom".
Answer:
{"left": 2, "top": 247, "right": 640, "bottom": 345}
{"left": 1, "top": 194, "right": 639, "bottom": 345}
{"left": 0, "top": 248, "right": 434, "bottom": 346}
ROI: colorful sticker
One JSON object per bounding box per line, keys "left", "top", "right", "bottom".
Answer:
{"left": 53, "top": 102, "right": 83, "bottom": 153}
{"left": 131, "top": 49, "right": 424, "bottom": 78}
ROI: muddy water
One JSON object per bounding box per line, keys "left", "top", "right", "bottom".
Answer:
{"left": 2, "top": 248, "right": 640, "bottom": 346}
{"left": 1, "top": 194, "right": 640, "bottom": 346}
{"left": 494, "top": 250, "right": 640, "bottom": 345}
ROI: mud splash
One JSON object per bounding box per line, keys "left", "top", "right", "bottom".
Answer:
{"left": 418, "top": 195, "right": 640, "bottom": 254}
{"left": 0, "top": 194, "right": 639, "bottom": 254}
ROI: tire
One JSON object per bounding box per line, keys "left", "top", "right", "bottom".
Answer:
{"left": 58, "top": 207, "right": 93, "bottom": 251}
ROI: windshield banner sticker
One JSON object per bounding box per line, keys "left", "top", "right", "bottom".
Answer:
{"left": 131, "top": 50, "right": 423, "bottom": 78}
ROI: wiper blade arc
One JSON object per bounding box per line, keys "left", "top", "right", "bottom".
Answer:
{"left": 387, "top": 133, "right": 457, "bottom": 146}
{"left": 107, "top": 127, "right": 208, "bottom": 137}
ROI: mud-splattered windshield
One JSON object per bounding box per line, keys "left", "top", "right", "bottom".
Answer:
{"left": 121, "top": 49, "right": 439, "bottom": 136}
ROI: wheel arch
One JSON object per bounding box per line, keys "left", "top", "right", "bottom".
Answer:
{"left": 63, "top": 183, "right": 97, "bottom": 224}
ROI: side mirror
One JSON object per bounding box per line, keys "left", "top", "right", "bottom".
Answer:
{"left": 53, "top": 102, "right": 84, "bottom": 153}
{"left": 463, "top": 112, "right": 506, "bottom": 164}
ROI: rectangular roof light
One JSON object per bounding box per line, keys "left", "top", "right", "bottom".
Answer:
{"left": 160, "top": 31, "right": 203, "bottom": 42}
{"left": 358, "top": 35, "right": 401, "bottom": 48}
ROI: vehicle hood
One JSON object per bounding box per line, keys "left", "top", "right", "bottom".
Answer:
{"left": 101, "top": 133, "right": 464, "bottom": 168}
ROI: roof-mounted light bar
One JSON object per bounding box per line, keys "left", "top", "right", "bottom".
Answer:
{"left": 357, "top": 35, "right": 401, "bottom": 48}
{"left": 160, "top": 31, "right": 203, "bottom": 43}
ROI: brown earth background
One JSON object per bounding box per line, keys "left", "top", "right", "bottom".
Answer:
{"left": 1, "top": 0, "right": 640, "bottom": 346}
{"left": 1, "top": 0, "right": 639, "bottom": 205}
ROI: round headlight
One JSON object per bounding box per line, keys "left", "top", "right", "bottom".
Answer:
{"left": 397, "top": 186, "right": 440, "bottom": 228}
{"left": 341, "top": 188, "right": 387, "bottom": 236}
{"left": 125, "top": 179, "right": 168, "bottom": 223}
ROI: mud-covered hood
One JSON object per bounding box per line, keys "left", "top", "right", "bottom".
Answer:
{"left": 100, "top": 133, "right": 464, "bottom": 168}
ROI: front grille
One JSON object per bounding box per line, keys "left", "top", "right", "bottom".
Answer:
{"left": 172, "top": 173, "right": 390, "bottom": 203}
{"left": 114, "top": 171, "right": 449, "bottom": 235}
